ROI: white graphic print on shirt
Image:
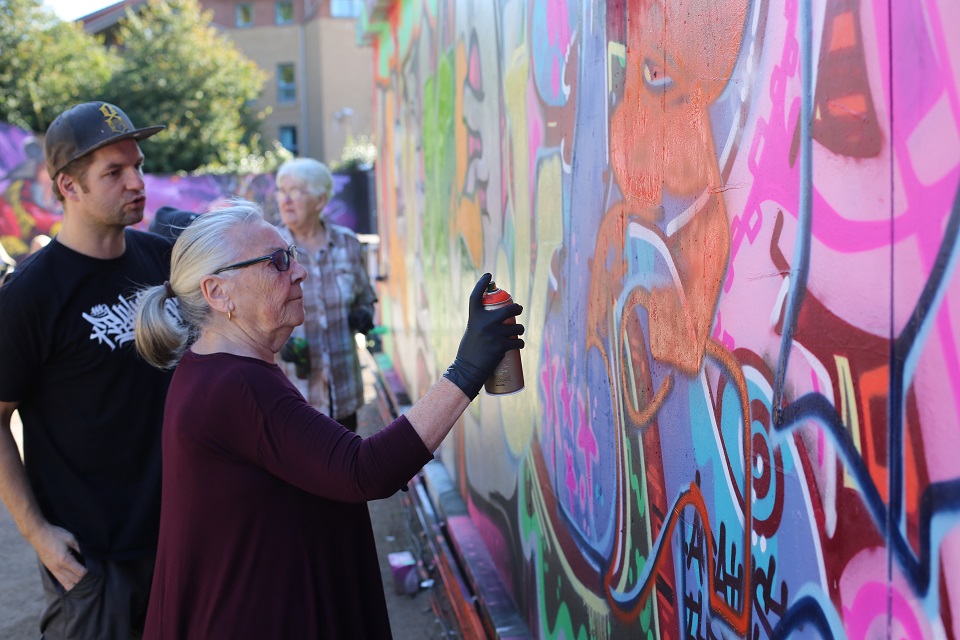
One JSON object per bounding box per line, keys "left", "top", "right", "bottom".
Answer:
{"left": 83, "top": 292, "right": 181, "bottom": 350}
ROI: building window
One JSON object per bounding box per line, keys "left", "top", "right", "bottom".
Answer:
{"left": 235, "top": 3, "right": 254, "bottom": 27}
{"left": 277, "top": 64, "right": 296, "bottom": 103}
{"left": 330, "top": 0, "right": 362, "bottom": 18}
{"left": 275, "top": 1, "right": 293, "bottom": 25}
{"left": 279, "top": 126, "right": 298, "bottom": 154}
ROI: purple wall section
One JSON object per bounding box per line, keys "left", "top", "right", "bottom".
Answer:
{"left": 368, "top": 0, "right": 960, "bottom": 637}
{"left": 0, "top": 122, "right": 370, "bottom": 261}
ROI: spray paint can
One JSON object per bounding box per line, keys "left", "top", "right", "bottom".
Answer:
{"left": 482, "top": 280, "right": 525, "bottom": 395}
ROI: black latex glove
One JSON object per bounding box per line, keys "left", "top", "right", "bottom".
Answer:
{"left": 442, "top": 273, "right": 525, "bottom": 400}
{"left": 348, "top": 307, "right": 375, "bottom": 334}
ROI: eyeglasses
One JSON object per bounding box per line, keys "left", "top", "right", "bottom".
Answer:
{"left": 274, "top": 188, "right": 305, "bottom": 201}
{"left": 213, "top": 245, "right": 299, "bottom": 275}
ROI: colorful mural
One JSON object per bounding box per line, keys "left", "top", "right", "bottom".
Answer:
{"left": 367, "top": 0, "right": 960, "bottom": 637}
{"left": 0, "top": 121, "right": 373, "bottom": 264}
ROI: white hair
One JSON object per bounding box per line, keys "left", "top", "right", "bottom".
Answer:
{"left": 276, "top": 157, "right": 334, "bottom": 200}
{"left": 135, "top": 201, "right": 264, "bottom": 368}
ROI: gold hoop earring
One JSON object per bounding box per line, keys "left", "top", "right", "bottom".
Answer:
{"left": 227, "top": 310, "right": 232, "bottom": 322}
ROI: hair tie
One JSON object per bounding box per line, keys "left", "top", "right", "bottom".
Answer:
{"left": 163, "top": 281, "right": 175, "bottom": 298}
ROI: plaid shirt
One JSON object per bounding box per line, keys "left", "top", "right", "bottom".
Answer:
{"left": 278, "top": 221, "right": 376, "bottom": 420}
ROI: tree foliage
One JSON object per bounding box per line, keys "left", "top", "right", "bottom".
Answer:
{"left": 330, "top": 134, "right": 377, "bottom": 172}
{"left": 101, "top": 0, "right": 267, "bottom": 174}
{"left": 0, "top": 0, "right": 114, "bottom": 132}
{"left": 0, "top": 0, "right": 269, "bottom": 174}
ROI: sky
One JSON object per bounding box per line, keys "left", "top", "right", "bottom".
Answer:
{"left": 43, "top": 0, "right": 118, "bottom": 22}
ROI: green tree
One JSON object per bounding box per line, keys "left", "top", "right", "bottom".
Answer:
{"left": 0, "top": 0, "right": 115, "bottom": 132}
{"left": 101, "top": 0, "right": 267, "bottom": 174}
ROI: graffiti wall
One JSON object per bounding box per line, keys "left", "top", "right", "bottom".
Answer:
{"left": 368, "top": 0, "right": 960, "bottom": 637}
{"left": 0, "top": 121, "right": 373, "bottom": 263}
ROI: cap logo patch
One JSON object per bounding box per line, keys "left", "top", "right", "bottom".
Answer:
{"left": 99, "top": 103, "right": 129, "bottom": 134}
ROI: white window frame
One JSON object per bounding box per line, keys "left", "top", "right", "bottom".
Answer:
{"left": 235, "top": 3, "right": 254, "bottom": 27}
{"left": 330, "top": 0, "right": 362, "bottom": 18}
{"left": 277, "top": 63, "right": 297, "bottom": 103}
{"left": 275, "top": 1, "right": 294, "bottom": 25}
{"left": 278, "top": 125, "right": 298, "bottom": 154}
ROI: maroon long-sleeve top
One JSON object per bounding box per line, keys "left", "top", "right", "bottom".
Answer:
{"left": 144, "top": 350, "right": 433, "bottom": 639}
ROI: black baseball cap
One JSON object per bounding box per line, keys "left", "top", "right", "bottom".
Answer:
{"left": 149, "top": 206, "right": 200, "bottom": 242}
{"left": 44, "top": 101, "right": 165, "bottom": 179}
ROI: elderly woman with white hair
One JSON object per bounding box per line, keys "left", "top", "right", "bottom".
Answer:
{"left": 273, "top": 157, "right": 375, "bottom": 432}
{"left": 133, "top": 201, "right": 523, "bottom": 638}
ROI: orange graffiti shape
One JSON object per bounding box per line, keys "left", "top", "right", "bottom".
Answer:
{"left": 607, "top": 0, "right": 746, "bottom": 375}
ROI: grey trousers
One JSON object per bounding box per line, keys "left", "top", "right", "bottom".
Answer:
{"left": 37, "top": 553, "right": 154, "bottom": 640}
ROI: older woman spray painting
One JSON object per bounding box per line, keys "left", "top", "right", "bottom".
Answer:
{"left": 133, "top": 202, "right": 523, "bottom": 638}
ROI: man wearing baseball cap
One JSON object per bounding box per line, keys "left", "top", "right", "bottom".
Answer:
{"left": 0, "top": 102, "right": 174, "bottom": 638}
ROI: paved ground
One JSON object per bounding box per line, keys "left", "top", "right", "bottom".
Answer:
{"left": 0, "top": 357, "right": 462, "bottom": 639}
{"left": 0, "top": 413, "right": 44, "bottom": 639}
{"left": 358, "top": 360, "right": 464, "bottom": 640}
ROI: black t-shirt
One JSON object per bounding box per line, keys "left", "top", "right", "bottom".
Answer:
{"left": 0, "top": 230, "right": 174, "bottom": 559}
